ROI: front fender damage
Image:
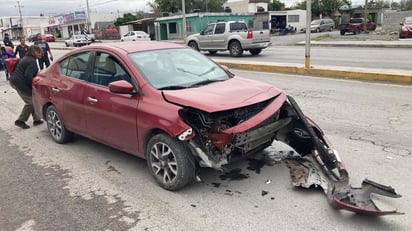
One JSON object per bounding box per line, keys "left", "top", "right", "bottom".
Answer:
{"left": 283, "top": 96, "right": 404, "bottom": 216}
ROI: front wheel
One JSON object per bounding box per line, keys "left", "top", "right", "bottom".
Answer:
{"left": 249, "top": 49, "right": 262, "bottom": 55}
{"left": 46, "top": 105, "right": 74, "bottom": 144}
{"left": 146, "top": 134, "right": 195, "bottom": 191}
{"left": 340, "top": 30, "right": 345, "bottom": 35}
{"left": 188, "top": 41, "right": 199, "bottom": 51}
{"left": 228, "top": 41, "right": 243, "bottom": 57}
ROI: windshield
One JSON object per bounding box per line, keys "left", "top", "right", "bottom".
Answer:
{"left": 129, "top": 48, "right": 230, "bottom": 90}
{"left": 405, "top": 18, "right": 412, "bottom": 24}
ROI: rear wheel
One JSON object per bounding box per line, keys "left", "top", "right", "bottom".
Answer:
{"left": 249, "top": 49, "right": 262, "bottom": 55}
{"left": 340, "top": 30, "right": 345, "bottom": 35}
{"left": 229, "top": 41, "right": 243, "bottom": 57}
{"left": 46, "top": 105, "right": 74, "bottom": 144}
{"left": 329, "top": 27, "right": 334, "bottom": 32}
{"left": 354, "top": 28, "right": 360, "bottom": 35}
{"left": 146, "top": 134, "right": 195, "bottom": 191}
{"left": 188, "top": 41, "right": 199, "bottom": 51}
{"left": 316, "top": 28, "right": 320, "bottom": 33}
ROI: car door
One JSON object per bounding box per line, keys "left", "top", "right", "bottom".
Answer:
{"left": 123, "top": 32, "right": 131, "bottom": 41}
{"left": 84, "top": 51, "right": 139, "bottom": 153}
{"left": 198, "top": 24, "right": 215, "bottom": 49}
{"left": 211, "top": 22, "right": 226, "bottom": 49}
{"left": 52, "top": 52, "right": 91, "bottom": 134}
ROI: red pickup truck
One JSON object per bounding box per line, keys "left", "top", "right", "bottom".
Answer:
{"left": 339, "top": 18, "right": 376, "bottom": 35}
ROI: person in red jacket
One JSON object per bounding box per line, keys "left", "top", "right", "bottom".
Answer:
{"left": 9, "top": 45, "right": 44, "bottom": 129}
{"left": 1, "top": 46, "right": 14, "bottom": 80}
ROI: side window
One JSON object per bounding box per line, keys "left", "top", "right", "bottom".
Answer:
{"left": 91, "top": 52, "right": 132, "bottom": 87}
{"left": 203, "top": 24, "right": 215, "bottom": 35}
{"left": 214, "top": 23, "right": 225, "bottom": 34}
{"left": 58, "top": 52, "right": 90, "bottom": 80}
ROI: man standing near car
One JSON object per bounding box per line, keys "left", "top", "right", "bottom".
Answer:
{"left": 34, "top": 34, "right": 53, "bottom": 69}
{"left": 3, "top": 33, "right": 14, "bottom": 49}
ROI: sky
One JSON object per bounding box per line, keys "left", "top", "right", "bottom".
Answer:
{"left": 0, "top": 0, "right": 153, "bottom": 17}
{"left": 0, "top": 0, "right": 371, "bottom": 17}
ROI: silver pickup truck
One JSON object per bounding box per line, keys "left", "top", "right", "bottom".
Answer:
{"left": 186, "top": 21, "right": 271, "bottom": 57}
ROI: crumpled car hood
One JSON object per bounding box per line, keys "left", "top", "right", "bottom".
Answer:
{"left": 162, "top": 77, "right": 282, "bottom": 112}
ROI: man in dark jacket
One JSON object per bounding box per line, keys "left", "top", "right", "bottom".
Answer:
{"left": 9, "top": 45, "right": 44, "bottom": 129}
{"left": 14, "top": 37, "right": 29, "bottom": 58}
{"left": 3, "top": 33, "right": 14, "bottom": 48}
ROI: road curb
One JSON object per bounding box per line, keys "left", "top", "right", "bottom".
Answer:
{"left": 215, "top": 61, "right": 412, "bottom": 84}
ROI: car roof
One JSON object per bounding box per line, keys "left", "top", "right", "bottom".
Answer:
{"left": 80, "top": 41, "right": 187, "bottom": 54}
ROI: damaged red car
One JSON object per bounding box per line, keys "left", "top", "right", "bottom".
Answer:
{"left": 32, "top": 41, "right": 403, "bottom": 216}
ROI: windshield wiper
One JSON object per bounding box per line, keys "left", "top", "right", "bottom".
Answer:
{"left": 189, "top": 79, "right": 224, "bottom": 87}
{"left": 198, "top": 67, "right": 217, "bottom": 76}
{"left": 158, "top": 85, "right": 188, "bottom": 90}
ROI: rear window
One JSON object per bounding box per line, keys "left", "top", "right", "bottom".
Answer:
{"left": 349, "top": 18, "right": 363, "bottom": 23}
{"left": 230, "top": 23, "right": 247, "bottom": 31}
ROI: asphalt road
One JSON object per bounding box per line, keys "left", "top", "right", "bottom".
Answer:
{"left": 0, "top": 68, "right": 411, "bottom": 230}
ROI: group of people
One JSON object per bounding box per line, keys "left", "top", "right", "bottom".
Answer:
{"left": 1, "top": 33, "right": 54, "bottom": 129}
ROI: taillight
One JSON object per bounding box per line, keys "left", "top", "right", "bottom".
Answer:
{"left": 247, "top": 30, "right": 253, "bottom": 39}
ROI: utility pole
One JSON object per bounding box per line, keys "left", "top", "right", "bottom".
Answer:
{"left": 182, "top": 0, "right": 187, "bottom": 41}
{"left": 16, "top": 1, "right": 24, "bottom": 37}
{"left": 363, "top": 0, "right": 368, "bottom": 32}
{"left": 86, "top": 0, "right": 91, "bottom": 32}
{"left": 305, "top": 0, "right": 312, "bottom": 68}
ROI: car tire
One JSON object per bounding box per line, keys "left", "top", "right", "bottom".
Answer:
{"left": 229, "top": 41, "right": 243, "bottom": 57}
{"left": 188, "top": 41, "right": 199, "bottom": 51}
{"left": 329, "top": 27, "right": 333, "bottom": 32}
{"left": 340, "top": 30, "right": 345, "bottom": 35}
{"left": 316, "top": 28, "right": 320, "bottom": 33}
{"left": 249, "top": 49, "right": 262, "bottom": 55}
{"left": 354, "top": 28, "right": 360, "bottom": 35}
{"left": 146, "top": 133, "right": 195, "bottom": 191}
{"left": 65, "top": 43, "right": 69, "bottom": 47}
{"left": 46, "top": 105, "right": 74, "bottom": 144}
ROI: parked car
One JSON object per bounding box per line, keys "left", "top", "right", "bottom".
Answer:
{"left": 44, "top": 34, "right": 56, "bottom": 42}
{"left": 120, "top": 31, "right": 150, "bottom": 41}
{"left": 28, "top": 33, "right": 40, "bottom": 42}
{"left": 65, "top": 34, "right": 92, "bottom": 47}
{"left": 399, "top": 16, "right": 412, "bottom": 39}
{"left": 186, "top": 20, "right": 271, "bottom": 57}
{"left": 309, "top": 18, "right": 334, "bottom": 32}
{"left": 339, "top": 18, "right": 376, "bottom": 35}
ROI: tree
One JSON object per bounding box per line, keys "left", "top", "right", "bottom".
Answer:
{"left": 154, "top": 0, "right": 226, "bottom": 13}
{"left": 292, "top": 0, "right": 346, "bottom": 18}
{"left": 268, "top": 0, "right": 285, "bottom": 11}
{"left": 114, "top": 13, "right": 144, "bottom": 26}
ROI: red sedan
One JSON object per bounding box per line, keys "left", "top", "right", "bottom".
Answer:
{"left": 399, "top": 16, "right": 412, "bottom": 38}
{"left": 31, "top": 41, "right": 402, "bottom": 215}
{"left": 44, "top": 34, "right": 56, "bottom": 42}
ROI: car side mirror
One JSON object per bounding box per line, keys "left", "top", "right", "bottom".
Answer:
{"left": 200, "top": 31, "right": 204, "bottom": 35}
{"left": 109, "top": 80, "right": 135, "bottom": 94}
{"left": 400, "top": 22, "right": 404, "bottom": 25}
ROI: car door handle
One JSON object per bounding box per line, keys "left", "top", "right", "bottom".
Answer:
{"left": 51, "top": 87, "right": 60, "bottom": 93}
{"left": 87, "top": 97, "right": 98, "bottom": 104}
